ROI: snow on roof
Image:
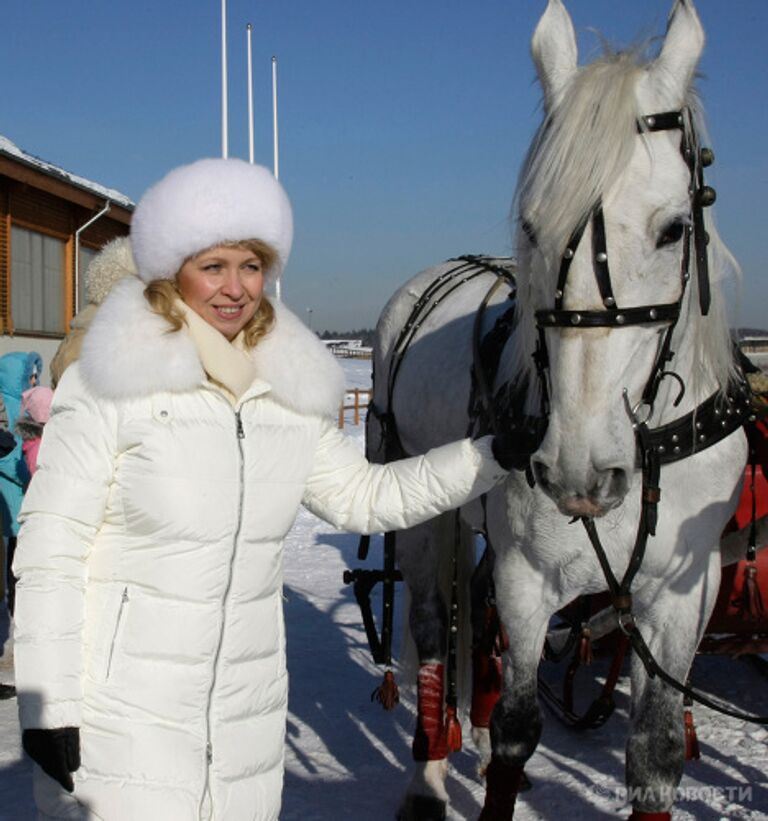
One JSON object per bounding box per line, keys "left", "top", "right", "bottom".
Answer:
{"left": 0, "top": 134, "right": 134, "bottom": 209}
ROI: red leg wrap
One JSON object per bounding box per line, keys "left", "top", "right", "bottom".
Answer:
{"left": 470, "top": 648, "right": 503, "bottom": 729}
{"left": 471, "top": 605, "right": 506, "bottom": 730}
{"left": 628, "top": 812, "right": 671, "bottom": 820}
{"left": 412, "top": 663, "right": 448, "bottom": 761}
{"left": 478, "top": 758, "right": 524, "bottom": 821}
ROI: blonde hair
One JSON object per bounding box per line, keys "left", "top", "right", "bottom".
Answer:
{"left": 144, "top": 239, "right": 276, "bottom": 349}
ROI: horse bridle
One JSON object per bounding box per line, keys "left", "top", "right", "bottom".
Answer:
{"left": 533, "top": 107, "right": 716, "bottom": 417}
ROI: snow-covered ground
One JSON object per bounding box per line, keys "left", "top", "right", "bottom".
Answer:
{"left": 1, "top": 356, "right": 767, "bottom": 819}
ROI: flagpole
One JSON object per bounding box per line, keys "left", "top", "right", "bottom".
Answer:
{"left": 221, "top": 0, "right": 229, "bottom": 158}
{"left": 272, "top": 55, "right": 282, "bottom": 301}
{"left": 271, "top": 55, "right": 279, "bottom": 179}
{"left": 246, "top": 24, "right": 255, "bottom": 164}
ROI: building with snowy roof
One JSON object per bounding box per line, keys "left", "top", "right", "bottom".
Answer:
{"left": 0, "top": 135, "right": 133, "bottom": 369}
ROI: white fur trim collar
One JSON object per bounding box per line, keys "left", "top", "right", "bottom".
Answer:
{"left": 79, "top": 277, "right": 345, "bottom": 417}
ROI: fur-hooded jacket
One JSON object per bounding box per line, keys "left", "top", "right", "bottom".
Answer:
{"left": 78, "top": 273, "right": 345, "bottom": 415}
{"left": 14, "top": 259, "right": 505, "bottom": 819}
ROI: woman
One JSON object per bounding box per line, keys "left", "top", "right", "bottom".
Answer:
{"left": 13, "top": 158, "right": 519, "bottom": 821}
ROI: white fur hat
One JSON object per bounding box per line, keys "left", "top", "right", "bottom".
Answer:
{"left": 129, "top": 158, "right": 293, "bottom": 283}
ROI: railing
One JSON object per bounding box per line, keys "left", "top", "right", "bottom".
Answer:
{"left": 338, "top": 387, "right": 372, "bottom": 428}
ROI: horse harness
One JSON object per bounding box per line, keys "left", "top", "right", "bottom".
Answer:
{"left": 344, "top": 255, "right": 518, "bottom": 708}
{"left": 532, "top": 106, "right": 767, "bottom": 725}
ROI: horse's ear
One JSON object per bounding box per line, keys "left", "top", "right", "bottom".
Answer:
{"left": 531, "top": 0, "right": 578, "bottom": 111}
{"left": 649, "top": 0, "right": 705, "bottom": 103}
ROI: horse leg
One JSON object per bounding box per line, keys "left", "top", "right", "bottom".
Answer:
{"left": 625, "top": 561, "right": 720, "bottom": 820}
{"left": 479, "top": 593, "right": 548, "bottom": 820}
{"left": 469, "top": 547, "right": 503, "bottom": 767}
{"left": 625, "top": 674, "right": 682, "bottom": 821}
{"left": 395, "top": 519, "right": 451, "bottom": 821}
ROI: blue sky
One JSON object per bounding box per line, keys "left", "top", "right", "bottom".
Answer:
{"left": 3, "top": 1, "right": 766, "bottom": 331}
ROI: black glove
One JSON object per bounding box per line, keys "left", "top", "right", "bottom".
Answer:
{"left": 22, "top": 727, "right": 81, "bottom": 792}
{"left": 491, "top": 421, "right": 547, "bottom": 472}
{"left": 0, "top": 428, "right": 16, "bottom": 458}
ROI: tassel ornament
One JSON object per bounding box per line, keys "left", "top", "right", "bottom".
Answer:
{"left": 445, "top": 704, "right": 462, "bottom": 752}
{"left": 371, "top": 669, "right": 400, "bottom": 711}
{"left": 684, "top": 707, "right": 700, "bottom": 761}
{"left": 578, "top": 626, "right": 594, "bottom": 666}
{"left": 732, "top": 561, "right": 766, "bottom": 622}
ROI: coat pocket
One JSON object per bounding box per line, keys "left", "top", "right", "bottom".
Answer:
{"left": 90, "top": 585, "right": 130, "bottom": 684}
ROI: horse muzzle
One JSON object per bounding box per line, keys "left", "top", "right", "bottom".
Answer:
{"left": 531, "top": 459, "right": 630, "bottom": 518}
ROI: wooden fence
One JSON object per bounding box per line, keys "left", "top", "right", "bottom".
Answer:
{"left": 331, "top": 348, "right": 373, "bottom": 359}
{"left": 338, "top": 387, "right": 373, "bottom": 428}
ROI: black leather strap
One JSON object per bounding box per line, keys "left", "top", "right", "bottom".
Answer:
{"left": 535, "top": 302, "right": 680, "bottom": 328}
{"left": 646, "top": 380, "right": 753, "bottom": 466}
{"left": 554, "top": 218, "right": 588, "bottom": 311}
{"left": 637, "top": 111, "right": 685, "bottom": 133}
{"left": 591, "top": 206, "right": 616, "bottom": 310}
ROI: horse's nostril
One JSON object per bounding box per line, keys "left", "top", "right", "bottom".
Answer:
{"left": 594, "top": 468, "right": 629, "bottom": 501}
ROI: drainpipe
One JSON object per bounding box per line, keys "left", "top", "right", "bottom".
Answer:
{"left": 74, "top": 200, "right": 111, "bottom": 313}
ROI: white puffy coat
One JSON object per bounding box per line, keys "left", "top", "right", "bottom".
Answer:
{"left": 14, "top": 278, "right": 506, "bottom": 821}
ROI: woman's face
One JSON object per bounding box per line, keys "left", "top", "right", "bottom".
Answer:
{"left": 177, "top": 246, "right": 265, "bottom": 340}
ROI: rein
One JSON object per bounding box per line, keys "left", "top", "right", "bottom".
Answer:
{"left": 532, "top": 106, "right": 768, "bottom": 724}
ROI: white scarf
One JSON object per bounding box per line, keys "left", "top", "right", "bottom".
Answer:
{"left": 176, "top": 300, "right": 257, "bottom": 404}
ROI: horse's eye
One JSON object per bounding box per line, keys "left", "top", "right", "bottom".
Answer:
{"left": 656, "top": 219, "right": 687, "bottom": 248}
{"left": 521, "top": 219, "right": 538, "bottom": 247}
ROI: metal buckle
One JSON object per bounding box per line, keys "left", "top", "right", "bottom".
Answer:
{"left": 623, "top": 388, "right": 654, "bottom": 429}
{"left": 617, "top": 611, "right": 636, "bottom": 636}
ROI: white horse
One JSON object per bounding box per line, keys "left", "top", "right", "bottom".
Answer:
{"left": 367, "top": 1, "right": 751, "bottom": 819}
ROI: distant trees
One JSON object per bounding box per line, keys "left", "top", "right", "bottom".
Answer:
{"left": 319, "top": 328, "right": 376, "bottom": 347}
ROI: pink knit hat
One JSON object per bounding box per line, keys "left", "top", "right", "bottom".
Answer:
{"left": 21, "top": 386, "right": 54, "bottom": 425}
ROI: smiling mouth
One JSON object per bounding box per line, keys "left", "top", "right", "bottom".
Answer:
{"left": 213, "top": 306, "right": 245, "bottom": 317}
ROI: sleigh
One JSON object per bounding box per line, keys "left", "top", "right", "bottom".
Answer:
{"left": 701, "top": 463, "right": 768, "bottom": 654}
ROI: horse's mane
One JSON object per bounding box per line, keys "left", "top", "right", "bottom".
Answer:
{"left": 505, "top": 48, "right": 739, "bottom": 404}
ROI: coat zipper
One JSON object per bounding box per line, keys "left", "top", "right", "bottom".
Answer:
{"left": 199, "top": 407, "right": 247, "bottom": 818}
{"left": 105, "top": 587, "right": 129, "bottom": 680}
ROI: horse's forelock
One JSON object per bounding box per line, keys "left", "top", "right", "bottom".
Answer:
{"left": 516, "top": 51, "right": 645, "bottom": 265}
